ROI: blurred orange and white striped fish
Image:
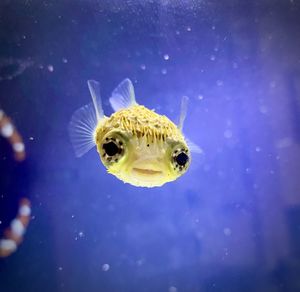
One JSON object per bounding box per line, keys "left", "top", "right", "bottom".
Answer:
{"left": 69, "top": 79, "right": 202, "bottom": 187}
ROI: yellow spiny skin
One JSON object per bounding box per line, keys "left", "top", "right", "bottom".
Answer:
{"left": 94, "top": 105, "right": 191, "bottom": 187}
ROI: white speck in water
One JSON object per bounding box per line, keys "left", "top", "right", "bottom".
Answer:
{"left": 47, "top": 65, "right": 54, "bottom": 72}
{"left": 78, "top": 231, "right": 84, "bottom": 238}
{"left": 233, "top": 62, "right": 238, "bottom": 69}
{"left": 175, "top": 30, "right": 180, "bottom": 35}
{"left": 169, "top": 286, "right": 178, "bottom": 292}
{"left": 58, "top": 266, "right": 63, "bottom": 271}
{"left": 224, "top": 227, "right": 232, "bottom": 236}
{"left": 13, "top": 142, "right": 25, "bottom": 153}
{"left": 1, "top": 123, "right": 14, "bottom": 138}
{"left": 216, "top": 80, "right": 224, "bottom": 86}
{"left": 102, "top": 264, "right": 110, "bottom": 272}
{"left": 210, "top": 55, "right": 216, "bottom": 61}
{"left": 62, "top": 58, "right": 68, "bottom": 63}
{"left": 71, "top": 214, "right": 75, "bottom": 219}
{"left": 0, "top": 220, "right": 2, "bottom": 224}
{"left": 29, "top": 136, "right": 34, "bottom": 141}
{"left": 255, "top": 147, "right": 261, "bottom": 152}
{"left": 140, "top": 64, "right": 146, "bottom": 70}
{"left": 186, "top": 26, "right": 191, "bottom": 32}
{"left": 198, "top": 95, "right": 204, "bottom": 100}
{"left": 161, "top": 68, "right": 167, "bottom": 75}
{"left": 259, "top": 105, "right": 268, "bottom": 114}
{"left": 163, "top": 54, "right": 170, "bottom": 60}
{"left": 212, "top": 25, "right": 216, "bottom": 30}
{"left": 224, "top": 130, "right": 232, "bottom": 139}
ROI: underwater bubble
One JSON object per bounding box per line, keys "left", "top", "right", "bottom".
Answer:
{"left": 47, "top": 65, "right": 54, "bottom": 72}
{"left": 224, "top": 130, "right": 232, "bottom": 139}
{"left": 163, "top": 54, "right": 170, "bottom": 60}
{"left": 102, "top": 264, "right": 110, "bottom": 271}
{"left": 223, "top": 227, "right": 232, "bottom": 236}
{"left": 259, "top": 105, "right": 268, "bottom": 114}
{"left": 216, "top": 80, "right": 223, "bottom": 86}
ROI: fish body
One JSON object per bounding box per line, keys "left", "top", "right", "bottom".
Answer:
{"left": 69, "top": 79, "right": 201, "bottom": 187}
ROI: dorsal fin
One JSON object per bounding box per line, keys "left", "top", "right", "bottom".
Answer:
{"left": 178, "top": 95, "right": 189, "bottom": 131}
{"left": 68, "top": 80, "right": 104, "bottom": 157}
{"left": 109, "top": 78, "right": 137, "bottom": 112}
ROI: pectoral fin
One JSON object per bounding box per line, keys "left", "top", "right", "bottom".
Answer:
{"left": 68, "top": 80, "right": 105, "bottom": 157}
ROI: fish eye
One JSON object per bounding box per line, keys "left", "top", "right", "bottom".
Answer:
{"left": 100, "top": 134, "right": 126, "bottom": 164}
{"left": 176, "top": 152, "right": 189, "bottom": 166}
{"left": 103, "top": 141, "right": 119, "bottom": 156}
{"left": 171, "top": 145, "right": 190, "bottom": 172}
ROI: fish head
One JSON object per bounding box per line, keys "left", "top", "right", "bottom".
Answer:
{"left": 96, "top": 129, "right": 191, "bottom": 187}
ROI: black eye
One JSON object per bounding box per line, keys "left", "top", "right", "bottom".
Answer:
{"left": 101, "top": 134, "right": 125, "bottom": 165}
{"left": 103, "top": 141, "right": 120, "bottom": 156}
{"left": 176, "top": 152, "right": 189, "bottom": 166}
{"left": 172, "top": 146, "right": 190, "bottom": 172}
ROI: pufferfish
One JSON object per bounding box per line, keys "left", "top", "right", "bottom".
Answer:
{"left": 69, "top": 79, "right": 201, "bottom": 188}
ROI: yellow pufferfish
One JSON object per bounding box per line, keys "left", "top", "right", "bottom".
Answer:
{"left": 69, "top": 79, "right": 201, "bottom": 188}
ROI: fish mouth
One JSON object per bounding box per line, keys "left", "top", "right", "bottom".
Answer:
{"left": 132, "top": 168, "right": 163, "bottom": 175}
